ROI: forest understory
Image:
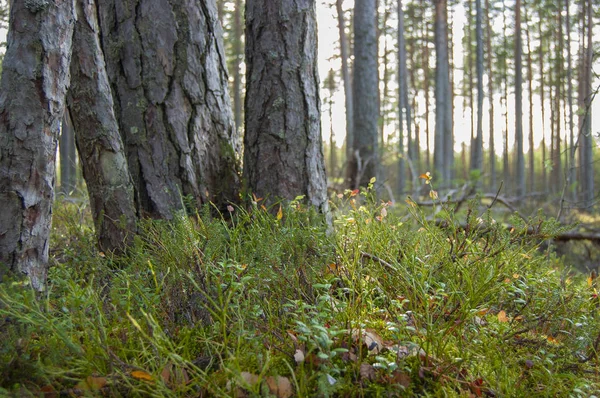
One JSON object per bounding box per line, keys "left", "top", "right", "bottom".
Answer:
{"left": 1, "top": 184, "right": 600, "bottom": 397}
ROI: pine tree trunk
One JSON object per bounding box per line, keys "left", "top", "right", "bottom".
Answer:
{"left": 244, "top": 0, "right": 329, "bottom": 214}
{"left": 349, "top": 0, "right": 379, "bottom": 188}
{"left": 398, "top": 0, "right": 409, "bottom": 194}
{"left": 98, "top": 0, "right": 240, "bottom": 219}
{"left": 0, "top": 0, "right": 75, "bottom": 289}
{"left": 524, "top": 3, "right": 534, "bottom": 193}
{"left": 565, "top": 0, "right": 575, "bottom": 200}
{"left": 474, "top": 0, "right": 484, "bottom": 173}
{"left": 336, "top": 0, "right": 355, "bottom": 188}
{"left": 580, "top": 0, "right": 594, "bottom": 205}
{"left": 433, "top": 0, "right": 452, "bottom": 184}
{"left": 514, "top": 0, "right": 525, "bottom": 198}
{"left": 59, "top": 111, "right": 77, "bottom": 195}
{"left": 485, "top": 0, "right": 495, "bottom": 190}
{"left": 67, "top": 0, "right": 138, "bottom": 255}
{"left": 232, "top": 0, "right": 243, "bottom": 134}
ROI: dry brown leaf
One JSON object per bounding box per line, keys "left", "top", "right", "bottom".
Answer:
{"left": 131, "top": 370, "right": 154, "bottom": 382}
{"left": 39, "top": 384, "right": 57, "bottom": 398}
{"left": 265, "top": 376, "right": 293, "bottom": 398}
{"left": 75, "top": 376, "right": 107, "bottom": 391}
{"left": 359, "top": 363, "right": 376, "bottom": 381}
{"left": 352, "top": 328, "right": 384, "bottom": 354}
{"left": 390, "top": 370, "right": 411, "bottom": 388}
{"left": 497, "top": 310, "right": 509, "bottom": 323}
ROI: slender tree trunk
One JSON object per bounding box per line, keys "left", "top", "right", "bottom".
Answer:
{"left": 514, "top": 0, "right": 525, "bottom": 198}
{"left": 398, "top": 0, "right": 411, "bottom": 194}
{"left": 580, "top": 0, "right": 594, "bottom": 205}
{"left": 349, "top": 0, "right": 379, "bottom": 188}
{"left": 244, "top": 0, "right": 329, "bottom": 214}
{"left": 0, "top": 0, "right": 75, "bottom": 289}
{"left": 433, "top": 0, "right": 453, "bottom": 184}
{"left": 59, "top": 111, "right": 77, "bottom": 195}
{"left": 485, "top": 0, "right": 495, "bottom": 190}
{"left": 538, "top": 7, "right": 547, "bottom": 192}
{"left": 67, "top": 0, "right": 138, "bottom": 255}
{"left": 232, "top": 0, "right": 243, "bottom": 134}
{"left": 337, "top": 0, "right": 355, "bottom": 187}
{"left": 98, "top": 0, "right": 240, "bottom": 219}
{"left": 565, "top": 0, "right": 575, "bottom": 200}
{"left": 474, "top": 0, "right": 483, "bottom": 173}
{"left": 524, "top": 2, "right": 534, "bottom": 193}
{"left": 554, "top": 9, "right": 563, "bottom": 193}
{"left": 422, "top": 3, "right": 431, "bottom": 171}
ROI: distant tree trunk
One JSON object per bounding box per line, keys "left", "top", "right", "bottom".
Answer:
{"left": 98, "top": 0, "right": 240, "bottom": 219}
{"left": 433, "top": 0, "right": 453, "bottom": 184}
{"left": 514, "top": 0, "right": 525, "bottom": 198}
{"left": 553, "top": 9, "right": 563, "bottom": 193}
{"left": 232, "top": 0, "right": 243, "bottom": 135}
{"left": 485, "top": 0, "right": 495, "bottom": 190}
{"left": 67, "top": 0, "right": 138, "bottom": 255}
{"left": 421, "top": 1, "right": 431, "bottom": 171}
{"left": 349, "top": 0, "right": 379, "bottom": 188}
{"left": 538, "top": 7, "right": 547, "bottom": 192}
{"left": 524, "top": 3, "right": 534, "bottom": 193}
{"left": 0, "top": 0, "right": 75, "bottom": 289}
{"left": 473, "top": 0, "right": 483, "bottom": 173}
{"left": 337, "top": 0, "right": 355, "bottom": 188}
{"left": 580, "top": 0, "right": 594, "bottom": 205}
{"left": 565, "top": 0, "right": 575, "bottom": 200}
{"left": 398, "top": 0, "right": 411, "bottom": 194}
{"left": 59, "top": 111, "right": 77, "bottom": 195}
{"left": 244, "top": 0, "right": 329, "bottom": 214}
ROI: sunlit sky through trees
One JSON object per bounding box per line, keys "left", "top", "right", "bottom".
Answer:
{"left": 316, "top": 1, "right": 600, "bottom": 155}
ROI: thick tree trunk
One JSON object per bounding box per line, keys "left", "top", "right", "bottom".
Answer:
{"left": 0, "top": 0, "right": 75, "bottom": 289}
{"left": 59, "top": 111, "right": 77, "bottom": 195}
{"left": 244, "top": 0, "right": 329, "bottom": 214}
{"left": 67, "top": 0, "right": 138, "bottom": 254}
{"left": 565, "top": 0, "right": 575, "bottom": 200}
{"left": 580, "top": 0, "right": 594, "bottom": 205}
{"left": 98, "top": 0, "right": 240, "bottom": 219}
{"left": 336, "top": 0, "right": 354, "bottom": 188}
{"left": 349, "top": 0, "right": 379, "bottom": 188}
{"left": 433, "top": 0, "right": 452, "bottom": 184}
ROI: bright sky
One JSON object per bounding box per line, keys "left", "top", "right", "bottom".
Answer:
{"left": 316, "top": 1, "right": 600, "bottom": 156}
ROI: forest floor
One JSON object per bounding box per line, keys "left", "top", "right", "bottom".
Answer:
{"left": 1, "top": 184, "right": 600, "bottom": 397}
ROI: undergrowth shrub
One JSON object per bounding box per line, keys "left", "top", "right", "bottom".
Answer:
{"left": 0, "top": 190, "right": 598, "bottom": 397}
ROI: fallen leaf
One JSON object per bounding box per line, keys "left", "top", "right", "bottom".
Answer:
{"left": 39, "top": 385, "right": 57, "bottom": 398}
{"left": 359, "top": 363, "right": 376, "bottom": 381}
{"left": 131, "top": 370, "right": 154, "bottom": 382}
{"left": 352, "top": 329, "right": 384, "bottom": 354}
{"left": 75, "top": 376, "right": 107, "bottom": 391}
{"left": 497, "top": 310, "right": 509, "bottom": 323}
{"left": 390, "top": 370, "right": 411, "bottom": 388}
{"left": 294, "top": 349, "right": 305, "bottom": 364}
{"left": 265, "top": 376, "right": 293, "bottom": 398}
{"left": 276, "top": 205, "right": 283, "bottom": 220}
{"left": 241, "top": 371, "right": 259, "bottom": 386}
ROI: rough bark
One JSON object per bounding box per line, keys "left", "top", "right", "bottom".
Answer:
{"left": 68, "top": 0, "right": 138, "bottom": 254}
{"left": 0, "top": 0, "right": 75, "bottom": 289}
{"left": 349, "top": 0, "right": 379, "bottom": 188}
{"left": 59, "top": 111, "right": 77, "bottom": 194}
{"left": 565, "top": 0, "right": 575, "bottom": 200}
{"left": 433, "top": 0, "right": 452, "bottom": 183}
{"left": 98, "top": 0, "right": 240, "bottom": 219}
{"left": 336, "top": 0, "right": 354, "bottom": 188}
{"left": 232, "top": 0, "right": 242, "bottom": 134}
{"left": 244, "top": 0, "right": 329, "bottom": 215}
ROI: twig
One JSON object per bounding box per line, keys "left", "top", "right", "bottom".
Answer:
{"left": 360, "top": 252, "right": 395, "bottom": 271}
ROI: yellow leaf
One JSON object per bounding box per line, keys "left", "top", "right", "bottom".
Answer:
{"left": 429, "top": 190, "right": 438, "bottom": 199}
{"left": 513, "top": 274, "right": 520, "bottom": 279}
{"left": 587, "top": 276, "right": 594, "bottom": 287}
{"left": 497, "top": 310, "right": 509, "bottom": 323}
{"left": 131, "top": 370, "right": 154, "bottom": 382}
{"left": 276, "top": 205, "right": 283, "bottom": 220}
{"left": 369, "top": 177, "right": 377, "bottom": 184}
